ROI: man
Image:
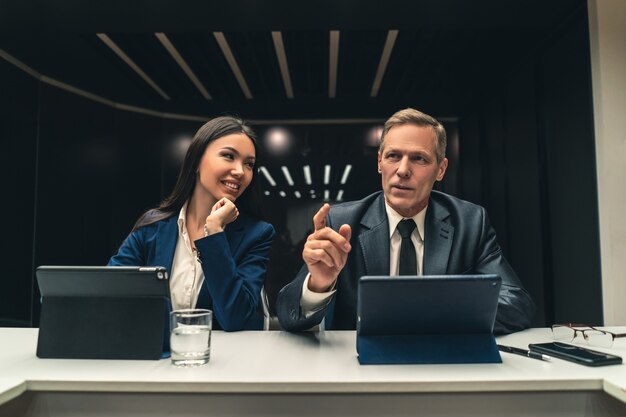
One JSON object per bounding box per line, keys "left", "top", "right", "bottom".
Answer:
{"left": 276, "top": 108, "right": 534, "bottom": 334}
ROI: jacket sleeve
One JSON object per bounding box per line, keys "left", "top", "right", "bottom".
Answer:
{"left": 474, "top": 208, "right": 535, "bottom": 334}
{"left": 195, "top": 222, "right": 275, "bottom": 331}
{"left": 276, "top": 264, "right": 330, "bottom": 331}
{"left": 107, "top": 228, "right": 146, "bottom": 266}
{"left": 276, "top": 214, "right": 335, "bottom": 332}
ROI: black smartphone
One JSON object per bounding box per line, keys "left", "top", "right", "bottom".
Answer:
{"left": 529, "top": 342, "right": 623, "bottom": 367}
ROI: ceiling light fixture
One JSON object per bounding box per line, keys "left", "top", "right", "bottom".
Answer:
{"left": 294, "top": 191, "right": 301, "bottom": 198}
{"left": 97, "top": 34, "right": 170, "bottom": 100}
{"left": 340, "top": 164, "right": 352, "bottom": 184}
{"left": 213, "top": 32, "right": 253, "bottom": 99}
{"left": 281, "top": 166, "right": 294, "bottom": 186}
{"left": 337, "top": 190, "right": 344, "bottom": 201}
{"left": 271, "top": 31, "right": 294, "bottom": 99}
{"left": 370, "top": 30, "right": 399, "bottom": 98}
{"left": 155, "top": 33, "right": 212, "bottom": 100}
{"left": 259, "top": 166, "right": 277, "bottom": 186}
{"left": 324, "top": 190, "right": 330, "bottom": 201}
{"left": 324, "top": 165, "right": 331, "bottom": 185}
{"left": 265, "top": 127, "right": 291, "bottom": 154}
{"left": 279, "top": 191, "right": 286, "bottom": 197}
{"left": 329, "top": 30, "right": 340, "bottom": 98}
{"left": 303, "top": 165, "right": 312, "bottom": 185}
{"left": 367, "top": 126, "right": 385, "bottom": 147}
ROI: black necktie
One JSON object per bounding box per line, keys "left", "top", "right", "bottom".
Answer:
{"left": 397, "top": 219, "right": 417, "bottom": 275}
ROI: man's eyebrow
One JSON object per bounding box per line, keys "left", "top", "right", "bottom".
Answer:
{"left": 383, "top": 147, "right": 401, "bottom": 153}
{"left": 384, "top": 148, "right": 427, "bottom": 154}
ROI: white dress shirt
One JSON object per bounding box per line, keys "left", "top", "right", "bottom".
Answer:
{"left": 300, "top": 201, "right": 427, "bottom": 313}
{"left": 169, "top": 202, "right": 205, "bottom": 311}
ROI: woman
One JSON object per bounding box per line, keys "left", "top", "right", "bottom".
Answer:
{"left": 109, "top": 116, "right": 275, "bottom": 331}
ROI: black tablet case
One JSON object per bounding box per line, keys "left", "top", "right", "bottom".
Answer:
{"left": 36, "top": 266, "right": 170, "bottom": 360}
{"left": 357, "top": 275, "right": 502, "bottom": 364}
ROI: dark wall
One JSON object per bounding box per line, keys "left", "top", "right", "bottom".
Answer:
{"left": 28, "top": 88, "right": 207, "bottom": 325}
{"left": 0, "top": 72, "right": 204, "bottom": 325}
{"left": 0, "top": 59, "right": 39, "bottom": 326}
{"left": 540, "top": 18, "right": 601, "bottom": 324}
{"left": 457, "top": 13, "right": 601, "bottom": 326}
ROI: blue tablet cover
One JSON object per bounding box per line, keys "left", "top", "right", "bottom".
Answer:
{"left": 356, "top": 275, "right": 502, "bottom": 364}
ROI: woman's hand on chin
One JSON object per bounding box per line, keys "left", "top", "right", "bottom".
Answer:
{"left": 203, "top": 197, "right": 239, "bottom": 235}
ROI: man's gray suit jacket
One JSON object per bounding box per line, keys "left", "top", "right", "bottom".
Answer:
{"left": 276, "top": 190, "right": 535, "bottom": 334}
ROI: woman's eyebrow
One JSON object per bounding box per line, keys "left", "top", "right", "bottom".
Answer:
{"left": 220, "top": 146, "right": 239, "bottom": 154}
{"left": 220, "top": 146, "right": 256, "bottom": 160}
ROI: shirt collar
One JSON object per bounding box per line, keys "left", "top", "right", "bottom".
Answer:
{"left": 177, "top": 202, "right": 188, "bottom": 236}
{"left": 385, "top": 201, "right": 427, "bottom": 242}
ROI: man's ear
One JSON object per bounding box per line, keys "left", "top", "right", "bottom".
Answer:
{"left": 377, "top": 151, "right": 382, "bottom": 174}
{"left": 436, "top": 158, "right": 448, "bottom": 181}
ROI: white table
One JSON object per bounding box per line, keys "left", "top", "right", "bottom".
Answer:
{"left": 1, "top": 327, "right": 626, "bottom": 416}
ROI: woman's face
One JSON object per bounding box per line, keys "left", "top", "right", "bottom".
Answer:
{"left": 196, "top": 133, "right": 256, "bottom": 203}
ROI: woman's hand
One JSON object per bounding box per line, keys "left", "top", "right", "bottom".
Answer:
{"left": 203, "top": 197, "right": 239, "bottom": 236}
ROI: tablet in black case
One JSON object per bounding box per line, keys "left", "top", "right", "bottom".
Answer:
{"left": 36, "top": 266, "right": 170, "bottom": 360}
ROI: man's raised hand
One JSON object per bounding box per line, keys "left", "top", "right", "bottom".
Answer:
{"left": 302, "top": 203, "right": 352, "bottom": 292}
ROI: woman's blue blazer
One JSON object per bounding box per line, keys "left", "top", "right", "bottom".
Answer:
{"left": 108, "top": 212, "right": 275, "bottom": 331}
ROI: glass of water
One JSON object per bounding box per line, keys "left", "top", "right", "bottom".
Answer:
{"left": 170, "top": 309, "right": 212, "bottom": 366}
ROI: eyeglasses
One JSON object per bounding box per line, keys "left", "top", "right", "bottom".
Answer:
{"left": 551, "top": 323, "right": 626, "bottom": 348}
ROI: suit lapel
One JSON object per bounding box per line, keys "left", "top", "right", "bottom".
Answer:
{"left": 358, "top": 194, "right": 390, "bottom": 276}
{"left": 156, "top": 216, "right": 179, "bottom": 273}
{"left": 423, "top": 198, "right": 454, "bottom": 275}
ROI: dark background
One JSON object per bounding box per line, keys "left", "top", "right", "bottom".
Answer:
{"left": 0, "top": 0, "right": 600, "bottom": 327}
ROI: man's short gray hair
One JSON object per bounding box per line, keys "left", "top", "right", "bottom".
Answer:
{"left": 379, "top": 108, "right": 447, "bottom": 163}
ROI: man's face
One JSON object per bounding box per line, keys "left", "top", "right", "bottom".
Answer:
{"left": 377, "top": 124, "right": 448, "bottom": 217}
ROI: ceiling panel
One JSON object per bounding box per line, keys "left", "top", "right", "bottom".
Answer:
{"left": 103, "top": 33, "right": 189, "bottom": 100}
{"left": 165, "top": 32, "right": 241, "bottom": 101}
{"left": 0, "top": 0, "right": 586, "bottom": 33}
{"left": 0, "top": 0, "right": 588, "bottom": 119}
{"left": 338, "top": 31, "right": 387, "bottom": 98}
{"left": 283, "top": 31, "right": 327, "bottom": 99}
{"left": 225, "top": 31, "right": 285, "bottom": 101}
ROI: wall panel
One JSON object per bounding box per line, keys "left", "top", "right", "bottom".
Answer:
{"left": 540, "top": 18, "right": 602, "bottom": 324}
{"left": 503, "top": 64, "right": 547, "bottom": 326}
{"left": 0, "top": 60, "right": 39, "bottom": 326}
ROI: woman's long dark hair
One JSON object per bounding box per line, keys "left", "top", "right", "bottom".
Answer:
{"left": 133, "top": 116, "right": 264, "bottom": 231}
